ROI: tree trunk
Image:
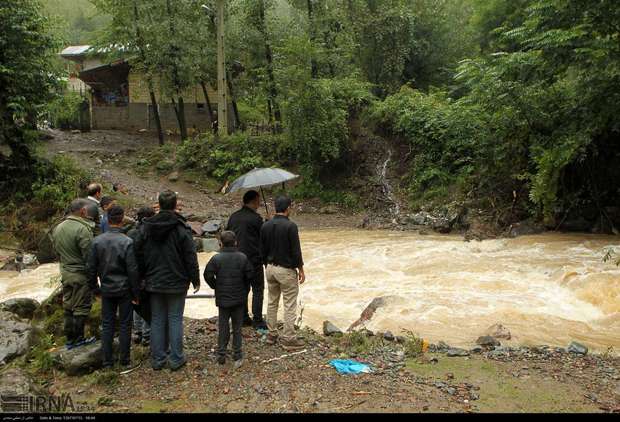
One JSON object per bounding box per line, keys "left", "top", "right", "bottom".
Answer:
{"left": 177, "top": 96, "right": 188, "bottom": 140}
{"left": 226, "top": 71, "right": 241, "bottom": 131}
{"left": 200, "top": 81, "right": 217, "bottom": 133}
{"left": 133, "top": 0, "right": 164, "bottom": 144}
{"left": 258, "top": 0, "right": 281, "bottom": 129}
{"left": 307, "top": 0, "right": 319, "bottom": 78}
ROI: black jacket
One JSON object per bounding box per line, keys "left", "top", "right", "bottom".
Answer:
{"left": 204, "top": 247, "right": 253, "bottom": 308}
{"left": 226, "top": 206, "right": 263, "bottom": 266}
{"left": 260, "top": 215, "right": 304, "bottom": 269}
{"left": 87, "top": 228, "right": 140, "bottom": 298}
{"left": 134, "top": 211, "right": 200, "bottom": 294}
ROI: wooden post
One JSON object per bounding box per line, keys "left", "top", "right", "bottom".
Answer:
{"left": 217, "top": 0, "right": 228, "bottom": 136}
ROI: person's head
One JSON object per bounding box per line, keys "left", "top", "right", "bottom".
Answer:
{"left": 69, "top": 198, "right": 99, "bottom": 222}
{"left": 87, "top": 183, "right": 102, "bottom": 200}
{"left": 158, "top": 190, "right": 177, "bottom": 211}
{"left": 113, "top": 183, "right": 128, "bottom": 194}
{"left": 100, "top": 196, "right": 115, "bottom": 212}
{"left": 107, "top": 205, "right": 125, "bottom": 227}
{"left": 136, "top": 206, "right": 155, "bottom": 223}
{"left": 219, "top": 230, "right": 237, "bottom": 248}
{"left": 243, "top": 190, "right": 260, "bottom": 211}
{"left": 274, "top": 195, "right": 292, "bottom": 216}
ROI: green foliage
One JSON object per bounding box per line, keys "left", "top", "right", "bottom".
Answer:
{"left": 47, "top": 92, "right": 83, "bottom": 129}
{"left": 176, "top": 132, "right": 288, "bottom": 180}
{"left": 31, "top": 155, "right": 90, "bottom": 211}
{"left": 25, "top": 333, "right": 55, "bottom": 374}
{"left": 402, "top": 329, "right": 424, "bottom": 358}
{"left": 339, "top": 331, "right": 380, "bottom": 356}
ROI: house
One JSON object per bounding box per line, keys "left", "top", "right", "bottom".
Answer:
{"left": 59, "top": 45, "right": 227, "bottom": 133}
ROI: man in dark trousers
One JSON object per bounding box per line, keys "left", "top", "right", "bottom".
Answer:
{"left": 87, "top": 205, "right": 140, "bottom": 369}
{"left": 260, "top": 196, "right": 306, "bottom": 351}
{"left": 133, "top": 190, "right": 200, "bottom": 371}
{"left": 225, "top": 190, "right": 267, "bottom": 329}
{"left": 204, "top": 231, "right": 253, "bottom": 369}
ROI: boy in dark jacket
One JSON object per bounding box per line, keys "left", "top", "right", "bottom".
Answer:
{"left": 204, "top": 231, "right": 253, "bottom": 369}
{"left": 87, "top": 205, "right": 140, "bottom": 368}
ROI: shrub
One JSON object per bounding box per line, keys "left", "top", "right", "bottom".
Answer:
{"left": 47, "top": 92, "right": 83, "bottom": 130}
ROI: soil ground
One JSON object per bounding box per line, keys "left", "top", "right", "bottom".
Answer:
{"left": 26, "top": 129, "right": 620, "bottom": 413}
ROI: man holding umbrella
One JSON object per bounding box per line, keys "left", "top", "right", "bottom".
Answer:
{"left": 226, "top": 190, "right": 268, "bottom": 330}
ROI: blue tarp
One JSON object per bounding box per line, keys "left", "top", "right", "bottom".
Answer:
{"left": 329, "top": 359, "right": 372, "bottom": 375}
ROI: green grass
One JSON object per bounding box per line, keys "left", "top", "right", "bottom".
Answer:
{"left": 406, "top": 353, "right": 599, "bottom": 413}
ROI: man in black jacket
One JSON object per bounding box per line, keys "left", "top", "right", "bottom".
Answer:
{"left": 260, "top": 196, "right": 306, "bottom": 351}
{"left": 204, "top": 231, "right": 253, "bottom": 369}
{"left": 87, "top": 205, "right": 140, "bottom": 368}
{"left": 225, "top": 190, "right": 267, "bottom": 329}
{"left": 133, "top": 191, "right": 200, "bottom": 371}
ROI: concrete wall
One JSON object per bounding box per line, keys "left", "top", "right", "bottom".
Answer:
{"left": 91, "top": 103, "right": 232, "bottom": 133}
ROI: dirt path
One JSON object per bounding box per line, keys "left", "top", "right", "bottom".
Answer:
{"left": 42, "top": 129, "right": 362, "bottom": 229}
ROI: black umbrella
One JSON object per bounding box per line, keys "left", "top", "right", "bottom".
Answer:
{"left": 226, "top": 167, "right": 299, "bottom": 214}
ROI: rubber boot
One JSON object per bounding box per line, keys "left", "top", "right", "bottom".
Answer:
{"left": 73, "top": 315, "right": 86, "bottom": 344}
{"left": 64, "top": 312, "right": 76, "bottom": 349}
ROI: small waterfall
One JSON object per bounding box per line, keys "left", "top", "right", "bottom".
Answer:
{"left": 377, "top": 149, "right": 400, "bottom": 219}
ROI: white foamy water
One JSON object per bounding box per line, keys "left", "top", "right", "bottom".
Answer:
{"left": 2, "top": 230, "right": 619, "bottom": 352}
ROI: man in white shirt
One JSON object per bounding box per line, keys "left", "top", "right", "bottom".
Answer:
{"left": 86, "top": 183, "right": 103, "bottom": 234}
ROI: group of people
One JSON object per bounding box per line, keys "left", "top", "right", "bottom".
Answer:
{"left": 52, "top": 183, "right": 306, "bottom": 371}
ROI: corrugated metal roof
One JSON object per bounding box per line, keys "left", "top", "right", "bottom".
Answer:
{"left": 60, "top": 45, "right": 92, "bottom": 57}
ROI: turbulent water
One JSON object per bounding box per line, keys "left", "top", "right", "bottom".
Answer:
{"left": 2, "top": 231, "right": 619, "bottom": 352}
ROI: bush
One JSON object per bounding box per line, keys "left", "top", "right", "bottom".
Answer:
{"left": 47, "top": 92, "right": 83, "bottom": 130}
{"left": 176, "top": 132, "right": 289, "bottom": 180}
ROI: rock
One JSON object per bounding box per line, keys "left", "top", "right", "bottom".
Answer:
{"left": 168, "top": 171, "right": 179, "bottom": 182}
{"left": 202, "top": 238, "right": 220, "bottom": 253}
{"left": 383, "top": 331, "right": 395, "bottom": 342}
{"left": 348, "top": 297, "right": 388, "bottom": 331}
{"left": 0, "top": 298, "right": 40, "bottom": 320}
{"left": 0, "top": 311, "right": 35, "bottom": 364}
{"left": 407, "top": 212, "right": 430, "bottom": 226}
{"left": 188, "top": 221, "right": 204, "bottom": 236}
{"left": 430, "top": 217, "right": 452, "bottom": 234}
{"left": 319, "top": 206, "right": 338, "bottom": 215}
{"left": 484, "top": 323, "right": 511, "bottom": 340}
{"left": 508, "top": 220, "right": 544, "bottom": 238}
{"left": 71, "top": 129, "right": 81, "bottom": 134}
{"left": 446, "top": 387, "right": 456, "bottom": 396}
{"left": 322, "top": 321, "right": 342, "bottom": 337}
{"left": 567, "top": 341, "right": 588, "bottom": 356}
{"left": 356, "top": 328, "right": 374, "bottom": 337}
{"left": 202, "top": 220, "right": 222, "bottom": 235}
{"left": 394, "top": 336, "right": 406, "bottom": 344}
{"left": 437, "top": 341, "right": 451, "bottom": 351}
{"left": 0, "top": 367, "right": 43, "bottom": 397}
{"left": 51, "top": 340, "right": 119, "bottom": 376}
{"left": 446, "top": 348, "right": 469, "bottom": 357}
{"left": 95, "top": 158, "right": 103, "bottom": 165}
{"left": 138, "top": 128, "right": 147, "bottom": 133}
{"left": 470, "top": 346, "right": 483, "bottom": 354}
{"left": 476, "top": 336, "right": 500, "bottom": 348}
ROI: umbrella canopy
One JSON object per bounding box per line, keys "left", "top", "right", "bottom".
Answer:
{"left": 227, "top": 167, "right": 299, "bottom": 193}
{"left": 226, "top": 167, "right": 299, "bottom": 215}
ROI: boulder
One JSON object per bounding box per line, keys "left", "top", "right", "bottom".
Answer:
{"left": 383, "top": 331, "right": 395, "bottom": 342}
{"left": 51, "top": 339, "right": 118, "bottom": 376}
{"left": 430, "top": 217, "right": 453, "bottom": 234}
{"left": 484, "top": 323, "right": 511, "bottom": 340}
{"left": 322, "top": 321, "right": 343, "bottom": 337}
{"left": 188, "top": 221, "right": 204, "bottom": 236}
{"left": 476, "top": 336, "right": 501, "bottom": 348}
{"left": 446, "top": 348, "right": 470, "bottom": 357}
{"left": 0, "top": 298, "right": 40, "bottom": 320}
{"left": 470, "top": 346, "right": 483, "bottom": 354}
{"left": 347, "top": 297, "right": 387, "bottom": 332}
{"left": 202, "top": 220, "right": 222, "bottom": 235}
{"left": 167, "top": 171, "right": 179, "bottom": 182}
{"left": 202, "top": 238, "right": 220, "bottom": 253}
{"left": 0, "top": 311, "right": 35, "bottom": 365}
{"left": 567, "top": 341, "right": 588, "bottom": 356}
{"left": 0, "top": 367, "right": 43, "bottom": 397}
{"left": 508, "top": 220, "right": 544, "bottom": 238}
{"left": 407, "top": 212, "right": 430, "bottom": 226}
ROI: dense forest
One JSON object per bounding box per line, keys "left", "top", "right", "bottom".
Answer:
{"left": 2, "top": 0, "right": 620, "bottom": 239}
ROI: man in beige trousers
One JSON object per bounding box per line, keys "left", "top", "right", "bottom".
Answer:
{"left": 260, "top": 196, "right": 306, "bottom": 351}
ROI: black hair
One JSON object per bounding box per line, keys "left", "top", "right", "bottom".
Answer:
{"left": 100, "top": 196, "right": 114, "bottom": 209}
{"left": 158, "top": 190, "right": 177, "bottom": 211}
{"left": 136, "top": 206, "right": 155, "bottom": 222}
{"left": 87, "top": 183, "right": 102, "bottom": 197}
{"left": 243, "top": 190, "right": 260, "bottom": 205}
{"left": 220, "top": 230, "right": 237, "bottom": 247}
{"left": 107, "top": 205, "right": 124, "bottom": 225}
{"left": 274, "top": 196, "right": 292, "bottom": 213}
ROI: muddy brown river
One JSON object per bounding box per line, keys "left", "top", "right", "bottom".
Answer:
{"left": 2, "top": 230, "right": 619, "bottom": 352}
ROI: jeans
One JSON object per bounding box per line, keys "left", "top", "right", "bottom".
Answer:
{"left": 133, "top": 311, "right": 150, "bottom": 341}
{"left": 150, "top": 292, "right": 186, "bottom": 369}
{"left": 244, "top": 264, "right": 265, "bottom": 322}
{"left": 218, "top": 305, "right": 244, "bottom": 361}
{"left": 101, "top": 295, "right": 133, "bottom": 366}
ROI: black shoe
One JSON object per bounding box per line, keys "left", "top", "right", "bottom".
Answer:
{"left": 170, "top": 359, "right": 187, "bottom": 371}
{"left": 217, "top": 356, "right": 226, "bottom": 365}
